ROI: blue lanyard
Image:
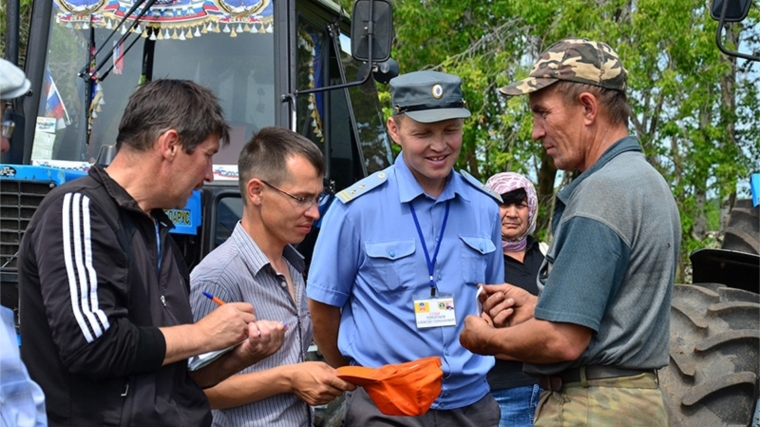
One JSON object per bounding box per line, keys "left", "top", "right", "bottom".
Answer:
{"left": 409, "top": 200, "right": 450, "bottom": 297}
{"left": 155, "top": 222, "right": 162, "bottom": 275}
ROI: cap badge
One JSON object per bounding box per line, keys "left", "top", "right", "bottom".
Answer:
{"left": 431, "top": 84, "right": 443, "bottom": 99}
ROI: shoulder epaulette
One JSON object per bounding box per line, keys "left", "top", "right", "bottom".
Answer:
{"left": 335, "top": 170, "right": 390, "bottom": 204}
{"left": 460, "top": 170, "right": 503, "bottom": 203}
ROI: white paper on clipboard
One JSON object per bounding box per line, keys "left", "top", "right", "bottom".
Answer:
{"left": 187, "top": 341, "right": 242, "bottom": 371}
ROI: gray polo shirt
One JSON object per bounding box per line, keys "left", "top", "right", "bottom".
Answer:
{"left": 525, "top": 136, "right": 681, "bottom": 376}
{"left": 190, "top": 222, "right": 313, "bottom": 427}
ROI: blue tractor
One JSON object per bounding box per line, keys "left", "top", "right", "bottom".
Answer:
{"left": 658, "top": 1, "right": 760, "bottom": 426}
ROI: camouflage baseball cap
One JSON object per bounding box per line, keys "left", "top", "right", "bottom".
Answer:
{"left": 390, "top": 71, "right": 471, "bottom": 123}
{"left": 499, "top": 38, "right": 627, "bottom": 96}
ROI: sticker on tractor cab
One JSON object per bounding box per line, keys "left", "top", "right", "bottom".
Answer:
{"left": 166, "top": 209, "right": 192, "bottom": 226}
{"left": 0, "top": 164, "right": 76, "bottom": 185}
{"left": 213, "top": 165, "right": 239, "bottom": 180}
{"left": 30, "top": 160, "right": 90, "bottom": 183}
{"left": 166, "top": 190, "right": 202, "bottom": 236}
{"left": 0, "top": 165, "right": 17, "bottom": 177}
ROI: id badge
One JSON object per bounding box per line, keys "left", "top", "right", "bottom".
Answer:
{"left": 413, "top": 293, "right": 456, "bottom": 328}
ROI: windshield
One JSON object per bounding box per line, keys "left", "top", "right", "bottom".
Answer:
{"left": 33, "top": 0, "right": 275, "bottom": 167}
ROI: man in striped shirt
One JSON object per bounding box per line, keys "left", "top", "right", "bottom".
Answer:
{"left": 190, "top": 127, "right": 355, "bottom": 427}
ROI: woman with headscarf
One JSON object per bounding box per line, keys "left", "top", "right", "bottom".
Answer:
{"left": 484, "top": 172, "right": 545, "bottom": 427}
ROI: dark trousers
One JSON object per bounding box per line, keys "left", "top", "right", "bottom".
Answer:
{"left": 343, "top": 387, "right": 500, "bottom": 427}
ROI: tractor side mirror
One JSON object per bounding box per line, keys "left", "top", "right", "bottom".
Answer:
{"left": 709, "top": 0, "right": 758, "bottom": 61}
{"left": 710, "top": 0, "right": 751, "bottom": 22}
{"left": 351, "top": 0, "right": 394, "bottom": 63}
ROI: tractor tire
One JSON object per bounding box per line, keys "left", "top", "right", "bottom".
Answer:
{"left": 660, "top": 282, "right": 760, "bottom": 427}
{"left": 722, "top": 199, "right": 759, "bottom": 254}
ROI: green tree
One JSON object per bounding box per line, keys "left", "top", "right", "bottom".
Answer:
{"left": 388, "top": 0, "right": 759, "bottom": 279}
{"left": 1, "top": 0, "right": 33, "bottom": 66}
{"left": 5, "top": 0, "right": 758, "bottom": 278}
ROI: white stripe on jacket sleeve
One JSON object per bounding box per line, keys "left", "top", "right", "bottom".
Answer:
{"left": 63, "top": 193, "right": 109, "bottom": 343}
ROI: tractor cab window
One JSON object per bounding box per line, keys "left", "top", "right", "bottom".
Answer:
{"left": 32, "top": 0, "right": 276, "bottom": 168}
{"left": 214, "top": 195, "right": 243, "bottom": 247}
{"left": 296, "top": 8, "right": 392, "bottom": 191}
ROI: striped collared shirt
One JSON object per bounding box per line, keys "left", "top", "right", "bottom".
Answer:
{"left": 190, "top": 222, "right": 313, "bottom": 427}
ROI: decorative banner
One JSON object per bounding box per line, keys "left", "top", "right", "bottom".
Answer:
{"left": 54, "top": 0, "right": 273, "bottom": 37}
{"left": 298, "top": 27, "right": 324, "bottom": 142}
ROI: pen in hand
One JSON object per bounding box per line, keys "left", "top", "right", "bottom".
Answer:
{"left": 202, "top": 290, "right": 289, "bottom": 332}
{"left": 202, "top": 290, "right": 225, "bottom": 306}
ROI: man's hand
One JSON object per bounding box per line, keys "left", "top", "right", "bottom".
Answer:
{"left": 479, "top": 284, "right": 537, "bottom": 328}
{"left": 234, "top": 320, "right": 287, "bottom": 365}
{"left": 290, "top": 361, "right": 356, "bottom": 406}
{"left": 195, "top": 302, "right": 257, "bottom": 351}
{"left": 163, "top": 302, "right": 257, "bottom": 366}
{"left": 189, "top": 320, "right": 284, "bottom": 390}
{"left": 459, "top": 315, "right": 497, "bottom": 355}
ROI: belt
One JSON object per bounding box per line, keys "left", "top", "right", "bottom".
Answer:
{"left": 538, "top": 366, "right": 657, "bottom": 392}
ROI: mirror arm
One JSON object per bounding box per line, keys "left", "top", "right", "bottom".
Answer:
{"left": 291, "top": 49, "right": 373, "bottom": 96}
{"left": 291, "top": 68, "right": 372, "bottom": 96}
{"left": 282, "top": 52, "right": 373, "bottom": 149}
{"left": 285, "top": 0, "right": 377, "bottom": 98}
{"left": 329, "top": 22, "right": 368, "bottom": 178}
{"left": 715, "top": 0, "right": 760, "bottom": 61}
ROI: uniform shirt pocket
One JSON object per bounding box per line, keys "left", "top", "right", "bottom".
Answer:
{"left": 459, "top": 235, "right": 496, "bottom": 285}
{"left": 364, "top": 240, "right": 416, "bottom": 292}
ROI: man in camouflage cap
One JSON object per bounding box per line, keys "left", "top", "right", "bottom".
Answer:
{"left": 499, "top": 38, "right": 627, "bottom": 96}
{"left": 308, "top": 70, "right": 504, "bottom": 426}
{"left": 461, "top": 39, "right": 680, "bottom": 426}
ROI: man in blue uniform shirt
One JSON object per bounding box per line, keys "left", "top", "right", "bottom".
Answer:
{"left": 307, "top": 70, "right": 504, "bottom": 426}
{"left": 1, "top": 59, "right": 47, "bottom": 427}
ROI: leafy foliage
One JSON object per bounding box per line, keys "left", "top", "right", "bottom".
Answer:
{"left": 5, "top": 0, "right": 758, "bottom": 279}
{"left": 387, "top": 0, "right": 759, "bottom": 280}
{"left": 0, "top": 0, "right": 33, "bottom": 66}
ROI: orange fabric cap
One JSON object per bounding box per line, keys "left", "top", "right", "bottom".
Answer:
{"left": 336, "top": 356, "right": 443, "bottom": 417}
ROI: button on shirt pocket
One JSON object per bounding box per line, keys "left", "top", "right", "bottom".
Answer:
{"left": 364, "top": 240, "right": 416, "bottom": 292}
{"left": 459, "top": 235, "right": 496, "bottom": 285}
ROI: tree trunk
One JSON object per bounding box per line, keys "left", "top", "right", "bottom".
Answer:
{"left": 717, "top": 22, "right": 739, "bottom": 238}
{"left": 692, "top": 190, "right": 707, "bottom": 241}
{"left": 536, "top": 149, "right": 557, "bottom": 240}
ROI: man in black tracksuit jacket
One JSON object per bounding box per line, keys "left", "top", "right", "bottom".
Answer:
{"left": 18, "top": 80, "right": 286, "bottom": 427}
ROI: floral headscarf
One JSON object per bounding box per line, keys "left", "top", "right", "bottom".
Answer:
{"left": 485, "top": 172, "right": 538, "bottom": 252}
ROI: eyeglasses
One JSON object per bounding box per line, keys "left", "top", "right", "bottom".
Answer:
{"left": 1, "top": 120, "right": 15, "bottom": 139}
{"left": 260, "top": 180, "right": 325, "bottom": 209}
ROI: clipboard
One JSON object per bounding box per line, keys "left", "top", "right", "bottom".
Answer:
{"left": 187, "top": 340, "right": 243, "bottom": 371}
